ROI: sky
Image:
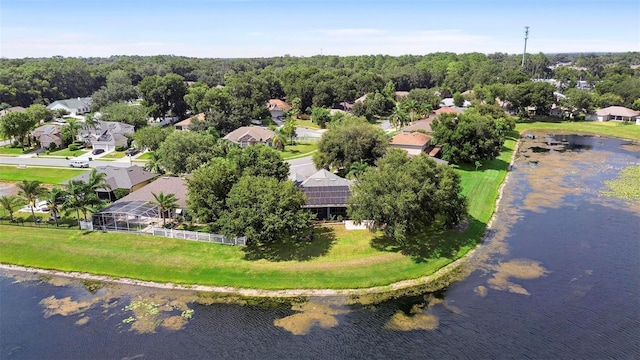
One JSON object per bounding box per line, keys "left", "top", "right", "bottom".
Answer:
{"left": 1, "top": 0, "right": 639, "bottom": 58}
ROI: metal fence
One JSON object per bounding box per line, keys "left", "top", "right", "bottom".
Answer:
{"left": 151, "top": 227, "right": 247, "bottom": 246}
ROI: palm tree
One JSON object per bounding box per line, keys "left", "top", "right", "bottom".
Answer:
{"left": 83, "top": 114, "right": 100, "bottom": 131}
{"left": 149, "top": 191, "right": 178, "bottom": 227}
{"left": 347, "top": 160, "right": 369, "bottom": 179}
{"left": 390, "top": 104, "right": 409, "bottom": 130}
{"left": 144, "top": 152, "right": 164, "bottom": 174}
{"left": 404, "top": 99, "right": 420, "bottom": 122}
{"left": 87, "top": 169, "right": 112, "bottom": 194}
{"left": 17, "top": 180, "right": 46, "bottom": 224}
{"left": 282, "top": 118, "right": 297, "bottom": 145}
{"left": 62, "top": 118, "right": 82, "bottom": 143}
{"left": 0, "top": 195, "right": 24, "bottom": 221}
{"left": 45, "top": 187, "right": 66, "bottom": 227}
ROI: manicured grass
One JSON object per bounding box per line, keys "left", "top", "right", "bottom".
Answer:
{"left": 133, "top": 151, "right": 153, "bottom": 161}
{"left": 281, "top": 142, "right": 318, "bottom": 160}
{"left": 0, "top": 146, "right": 31, "bottom": 156}
{"left": 0, "top": 165, "right": 87, "bottom": 184}
{"left": 44, "top": 148, "right": 90, "bottom": 157}
{"left": 101, "top": 151, "right": 126, "bottom": 159}
{"left": 295, "top": 119, "right": 321, "bottom": 130}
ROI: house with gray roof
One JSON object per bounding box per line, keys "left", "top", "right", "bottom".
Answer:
{"left": 0, "top": 106, "right": 26, "bottom": 118}
{"left": 300, "top": 169, "right": 354, "bottom": 220}
{"left": 47, "top": 97, "right": 92, "bottom": 117}
{"left": 79, "top": 121, "right": 135, "bottom": 151}
{"left": 223, "top": 126, "right": 277, "bottom": 148}
{"left": 69, "top": 165, "right": 157, "bottom": 200}
{"left": 31, "top": 124, "right": 63, "bottom": 149}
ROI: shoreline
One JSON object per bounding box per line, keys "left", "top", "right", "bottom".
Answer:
{"left": 0, "top": 140, "right": 522, "bottom": 299}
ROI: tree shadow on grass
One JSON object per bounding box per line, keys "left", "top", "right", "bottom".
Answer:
{"left": 370, "top": 217, "right": 487, "bottom": 263}
{"left": 242, "top": 226, "right": 337, "bottom": 262}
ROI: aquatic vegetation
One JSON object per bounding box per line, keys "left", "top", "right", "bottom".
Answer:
{"left": 603, "top": 165, "right": 640, "bottom": 202}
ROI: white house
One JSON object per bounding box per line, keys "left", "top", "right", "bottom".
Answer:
{"left": 586, "top": 106, "right": 640, "bottom": 123}
{"left": 46, "top": 97, "right": 92, "bottom": 117}
{"left": 79, "top": 121, "right": 135, "bottom": 151}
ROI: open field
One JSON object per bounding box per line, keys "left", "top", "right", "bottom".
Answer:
{"left": 0, "top": 165, "right": 86, "bottom": 184}
{"left": 0, "top": 146, "right": 32, "bottom": 156}
{"left": 1, "top": 120, "right": 635, "bottom": 290}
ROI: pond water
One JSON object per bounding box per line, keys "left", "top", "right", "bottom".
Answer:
{"left": 1, "top": 134, "right": 639, "bottom": 360}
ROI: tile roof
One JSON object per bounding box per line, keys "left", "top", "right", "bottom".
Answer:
{"left": 116, "top": 176, "right": 188, "bottom": 208}
{"left": 267, "top": 99, "right": 292, "bottom": 112}
{"left": 595, "top": 106, "right": 640, "bottom": 117}
{"left": 223, "top": 126, "right": 276, "bottom": 143}
{"left": 434, "top": 107, "right": 463, "bottom": 115}
{"left": 402, "top": 118, "right": 434, "bottom": 133}
{"left": 175, "top": 112, "right": 205, "bottom": 127}
{"left": 390, "top": 132, "right": 432, "bottom": 146}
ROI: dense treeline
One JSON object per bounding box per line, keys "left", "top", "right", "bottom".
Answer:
{"left": 2, "top": 52, "right": 639, "bottom": 109}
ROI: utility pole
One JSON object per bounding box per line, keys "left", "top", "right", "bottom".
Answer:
{"left": 521, "top": 26, "right": 529, "bottom": 68}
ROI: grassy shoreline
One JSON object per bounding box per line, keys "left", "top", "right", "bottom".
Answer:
{"left": 1, "top": 121, "right": 638, "bottom": 293}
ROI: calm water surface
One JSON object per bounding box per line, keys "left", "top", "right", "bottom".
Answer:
{"left": 1, "top": 134, "right": 639, "bottom": 359}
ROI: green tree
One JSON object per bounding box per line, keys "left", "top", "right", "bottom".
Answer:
{"left": 149, "top": 191, "right": 179, "bottom": 226}
{"left": 313, "top": 116, "right": 388, "bottom": 171}
{"left": 346, "top": 160, "right": 369, "bottom": 179}
{"left": 133, "top": 126, "right": 173, "bottom": 151}
{"left": 595, "top": 92, "right": 624, "bottom": 108}
{"left": 563, "top": 88, "right": 595, "bottom": 115}
{"left": 0, "top": 194, "right": 24, "bottom": 221}
{"left": 432, "top": 111, "right": 505, "bottom": 164}
{"left": 183, "top": 82, "right": 210, "bottom": 114}
{"left": 25, "top": 104, "right": 52, "bottom": 123}
{"left": 0, "top": 111, "right": 37, "bottom": 149}
{"left": 228, "top": 144, "right": 290, "bottom": 181}
{"left": 282, "top": 118, "right": 297, "bottom": 145}
{"left": 453, "top": 92, "right": 464, "bottom": 107}
{"left": 99, "top": 102, "right": 149, "bottom": 129}
{"left": 61, "top": 118, "right": 82, "bottom": 144}
{"left": 311, "top": 107, "right": 331, "bottom": 128}
{"left": 91, "top": 69, "right": 138, "bottom": 111}
{"left": 17, "top": 180, "right": 46, "bottom": 224}
{"left": 348, "top": 149, "right": 467, "bottom": 243}
{"left": 156, "top": 131, "right": 221, "bottom": 174}
{"left": 138, "top": 73, "right": 188, "bottom": 120}
{"left": 217, "top": 176, "right": 313, "bottom": 245}
{"left": 64, "top": 170, "right": 110, "bottom": 225}
{"left": 390, "top": 104, "right": 409, "bottom": 129}
{"left": 187, "top": 158, "right": 237, "bottom": 224}
{"left": 45, "top": 187, "right": 66, "bottom": 227}
{"left": 144, "top": 151, "right": 164, "bottom": 174}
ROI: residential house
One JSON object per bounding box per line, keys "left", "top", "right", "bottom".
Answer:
{"left": 267, "top": 99, "right": 292, "bottom": 120}
{"left": 586, "top": 106, "right": 640, "bottom": 123}
{"left": 175, "top": 113, "right": 205, "bottom": 131}
{"left": 223, "top": 126, "right": 277, "bottom": 147}
{"left": 440, "top": 98, "right": 471, "bottom": 108}
{"left": 0, "top": 106, "right": 26, "bottom": 118}
{"left": 79, "top": 121, "right": 135, "bottom": 152}
{"left": 402, "top": 117, "right": 434, "bottom": 133}
{"left": 434, "top": 107, "right": 463, "bottom": 117}
{"left": 355, "top": 91, "right": 409, "bottom": 104}
{"left": 46, "top": 97, "right": 92, "bottom": 117}
{"left": 300, "top": 169, "right": 354, "bottom": 220}
{"left": 390, "top": 132, "right": 432, "bottom": 156}
{"left": 93, "top": 176, "right": 188, "bottom": 231}
{"left": 69, "top": 165, "right": 157, "bottom": 200}
{"left": 31, "top": 124, "right": 63, "bottom": 149}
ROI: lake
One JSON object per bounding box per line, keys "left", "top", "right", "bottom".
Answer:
{"left": 1, "top": 133, "right": 639, "bottom": 359}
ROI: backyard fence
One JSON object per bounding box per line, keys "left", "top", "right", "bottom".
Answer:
{"left": 151, "top": 227, "right": 247, "bottom": 246}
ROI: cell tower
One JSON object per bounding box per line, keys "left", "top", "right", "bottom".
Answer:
{"left": 521, "top": 26, "right": 529, "bottom": 68}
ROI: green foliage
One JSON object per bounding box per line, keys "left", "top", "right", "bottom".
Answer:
{"left": 0, "top": 195, "right": 25, "bottom": 220}
{"left": 453, "top": 92, "right": 464, "bottom": 107}
{"left": 133, "top": 126, "right": 172, "bottom": 151}
{"left": 313, "top": 116, "right": 388, "bottom": 171}
{"left": 217, "top": 176, "right": 313, "bottom": 244}
{"left": 17, "top": 180, "right": 47, "bottom": 224}
{"left": 0, "top": 111, "right": 37, "bottom": 148}
{"left": 68, "top": 144, "right": 80, "bottom": 151}
{"left": 149, "top": 191, "right": 179, "bottom": 226}
{"left": 602, "top": 165, "right": 640, "bottom": 201}
{"left": 311, "top": 107, "right": 331, "bottom": 128}
{"left": 25, "top": 104, "right": 53, "bottom": 122}
{"left": 432, "top": 110, "right": 505, "bottom": 164}
{"left": 156, "top": 131, "right": 221, "bottom": 174}
{"left": 348, "top": 149, "right": 467, "bottom": 242}
{"left": 99, "top": 102, "right": 149, "bottom": 129}
{"left": 91, "top": 70, "right": 138, "bottom": 111}
{"left": 187, "top": 158, "right": 238, "bottom": 224}
{"left": 138, "top": 73, "right": 188, "bottom": 119}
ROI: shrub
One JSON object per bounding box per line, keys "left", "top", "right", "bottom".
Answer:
{"left": 68, "top": 144, "right": 79, "bottom": 151}
{"left": 48, "top": 142, "right": 58, "bottom": 151}
{"left": 115, "top": 145, "right": 128, "bottom": 152}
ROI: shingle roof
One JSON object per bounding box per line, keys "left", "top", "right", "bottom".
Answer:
{"left": 402, "top": 118, "right": 434, "bottom": 133}
{"left": 46, "top": 97, "right": 92, "bottom": 111}
{"left": 223, "top": 126, "right": 276, "bottom": 143}
{"left": 595, "top": 106, "right": 640, "bottom": 117}
{"left": 117, "top": 176, "right": 188, "bottom": 208}
{"left": 70, "top": 165, "right": 157, "bottom": 191}
{"left": 434, "top": 107, "right": 463, "bottom": 115}
{"left": 175, "top": 113, "right": 205, "bottom": 127}
{"left": 267, "top": 99, "right": 292, "bottom": 112}
{"left": 390, "top": 132, "right": 431, "bottom": 146}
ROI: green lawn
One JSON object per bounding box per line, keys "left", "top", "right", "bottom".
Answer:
{"left": 0, "top": 146, "right": 32, "bottom": 156}
{"left": 0, "top": 165, "right": 87, "bottom": 184}
{"left": 43, "top": 148, "right": 90, "bottom": 158}
{"left": 295, "top": 119, "right": 321, "bottom": 130}
{"left": 1, "top": 119, "right": 636, "bottom": 290}
{"left": 101, "top": 151, "right": 126, "bottom": 159}
{"left": 516, "top": 118, "right": 640, "bottom": 140}
{"left": 281, "top": 142, "right": 318, "bottom": 160}
{"left": 133, "top": 151, "right": 153, "bottom": 161}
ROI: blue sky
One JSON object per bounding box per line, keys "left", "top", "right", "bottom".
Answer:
{"left": 1, "top": 0, "right": 638, "bottom": 58}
